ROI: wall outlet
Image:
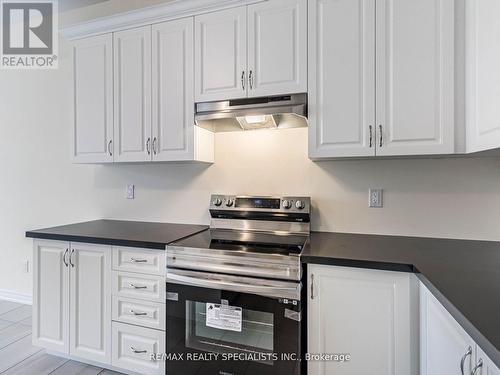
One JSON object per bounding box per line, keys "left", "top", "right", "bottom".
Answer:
{"left": 126, "top": 184, "right": 135, "bottom": 199}
{"left": 369, "top": 189, "right": 383, "bottom": 208}
{"left": 22, "top": 260, "right": 30, "bottom": 273}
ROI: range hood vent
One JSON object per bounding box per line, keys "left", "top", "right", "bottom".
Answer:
{"left": 195, "top": 93, "right": 308, "bottom": 133}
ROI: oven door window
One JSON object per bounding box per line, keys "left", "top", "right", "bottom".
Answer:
{"left": 186, "top": 301, "right": 274, "bottom": 364}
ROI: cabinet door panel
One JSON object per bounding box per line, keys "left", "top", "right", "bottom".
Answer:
{"left": 466, "top": 0, "right": 500, "bottom": 152}
{"left": 308, "top": 0, "right": 376, "bottom": 158}
{"left": 33, "top": 240, "right": 70, "bottom": 353}
{"left": 152, "top": 18, "right": 195, "bottom": 161}
{"left": 195, "top": 7, "right": 247, "bottom": 101}
{"left": 420, "top": 283, "right": 474, "bottom": 375}
{"left": 73, "top": 34, "right": 113, "bottom": 163}
{"left": 476, "top": 346, "right": 500, "bottom": 375}
{"left": 308, "top": 264, "right": 417, "bottom": 375}
{"left": 247, "top": 0, "right": 307, "bottom": 97}
{"left": 376, "top": 0, "right": 454, "bottom": 156}
{"left": 114, "top": 26, "right": 152, "bottom": 162}
{"left": 70, "top": 243, "right": 111, "bottom": 364}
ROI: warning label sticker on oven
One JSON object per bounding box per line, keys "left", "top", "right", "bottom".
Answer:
{"left": 206, "top": 303, "right": 242, "bottom": 332}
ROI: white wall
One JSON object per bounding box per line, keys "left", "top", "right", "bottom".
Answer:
{"left": 1, "top": 1, "right": 500, "bottom": 296}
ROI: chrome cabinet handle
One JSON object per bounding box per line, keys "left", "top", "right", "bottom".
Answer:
{"left": 130, "top": 347, "right": 147, "bottom": 354}
{"left": 108, "top": 140, "right": 113, "bottom": 156}
{"left": 241, "top": 71, "right": 246, "bottom": 90}
{"left": 379, "top": 125, "right": 383, "bottom": 147}
{"left": 63, "top": 249, "right": 69, "bottom": 267}
{"left": 130, "top": 310, "right": 148, "bottom": 316}
{"left": 249, "top": 70, "right": 254, "bottom": 89}
{"left": 472, "top": 359, "right": 483, "bottom": 375}
{"left": 69, "top": 249, "right": 75, "bottom": 268}
{"left": 369, "top": 125, "right": 373, "bottom": 148}
{"left": 153, "top": 137, "right": 157, "bottom": 155}
{"left": 129, "top": 283, "right": 147, "bottom": 289}
{"left": 460, "top": 346, "right": 472, "bottom": 375}
{"left": 310, "top": 274, "right": 314, "bottom": 300}
{"left": 146, "top": 138, "right": 151, "bottom": 155}
{"left": 130, "top": 258, "right": 148, "bottom": 263}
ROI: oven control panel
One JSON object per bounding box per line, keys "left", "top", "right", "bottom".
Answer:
{"left": 210, "top": 195, "right": 311, "bottom": 213}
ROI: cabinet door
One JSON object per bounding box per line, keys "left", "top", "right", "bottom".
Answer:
{"left": 465, "top": 0, "right": 500, "bottom": 153}
{"left": 69, "top": 243, "right": 111, "bottom": 364}
{"left": 420, "top": 283, "right": 475, "bottom": 375}
{"left": 308, "top": 264, "right": 418, "bottom": 375}
{"left": 308, "top": 0, "right": 376, "bottom": 158}
{"left": 376, "top": 0, "right": 455, "bottom": 156}
{"left": 32, "top": 240, "right": 70, "bottom": 353}
{"left": 247, "top": 0, "right": 307, "bottom": 97}
{"left": 113, "top": 26, "right": 152, "bottom": 162}
{"left": 195, "top": 6, "right": 247, "bottom": 101}
{"left": 73, "top": 34, "right": 113, "bottom": 163}
{"left": 152, "top": 18, "right": 195, "bottom": 161}
{"left": 476, "top": 346, "right": 500, "bottom": 375}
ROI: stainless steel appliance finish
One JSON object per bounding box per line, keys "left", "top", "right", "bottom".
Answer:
{"left": 165, "top": 194, "right": 310, "bottom": 375}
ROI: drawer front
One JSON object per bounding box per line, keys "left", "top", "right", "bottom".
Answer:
{"left": 112, "top": 271, "right": 165, "bottom": 302}
{"left": 112, "top": 322, "right": 165, "bottom": 375}
{"left": 112, "top": 247, "right": 165, "bottom": 275}
{"left": 112, "top": 296, "right": 165, "bottom": 331}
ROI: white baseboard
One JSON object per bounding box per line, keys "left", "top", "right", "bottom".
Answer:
{"left": 0, "top": 289, "right": 32, "bottom": 305}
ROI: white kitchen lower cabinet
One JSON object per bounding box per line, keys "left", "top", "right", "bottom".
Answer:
{"left": 33, "top": 240, "right": 112, "bottom": 365}
{"left": 69, "top": 243, "right": 111, "bottom": 364}
{"left": 307, "top": 264, "right": 418, "bottom": 375}
{"left": 112, "top": 321, "right": 165, "bottom": 375}
{"left": 33, "top": 240, "right": 70, "bottom": 353}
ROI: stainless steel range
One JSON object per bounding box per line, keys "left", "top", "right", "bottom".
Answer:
{"left": 165, "top": 195, "right": 310, "bottom": 375}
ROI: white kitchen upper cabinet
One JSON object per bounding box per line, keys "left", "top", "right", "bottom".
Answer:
{"left": 113, "top": 26, "right": 152, "bottom": 162}
{"left": 33, "top": 240, "right": 70, "bottom": 354}
{"left": 152, "top": 18, "right": 214, "bottom": 162}
{"left": 476, "top": 346, "right": 500, "bottom": 375}
{"left": 308, "top": 0, "right": 376, "bottom": 158}
{"left": 69, "top": 243, "right": 111, "bottom": 364}
{"left": 73, "top": 34, "right": 114, "bottom": 163}
{"left": 376, "top": 0, "right": 455, "bottom": 156}
{"left": 195, "top": 7, "right": 247, "bottom": 102}
{"left": 247, "top": 0, "right": 307, "bottom": 97}
{"left": 308, "top": 264, "right": 418, "bottom": 375}
{"left": 465, "top": 0, "right": 500, "bottom": 153}
{"left": 420, "top": 282, "right": 475, "bottom": 375}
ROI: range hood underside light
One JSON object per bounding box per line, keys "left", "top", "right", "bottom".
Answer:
{"left": 194, "top": 93, "right": 308, "bottom": 133}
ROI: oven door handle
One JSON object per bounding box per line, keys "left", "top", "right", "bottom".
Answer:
{"left": 166, "top": 272, "right": 300, "bottom": 300}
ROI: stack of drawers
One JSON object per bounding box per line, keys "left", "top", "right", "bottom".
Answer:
{"left": 111, "top": 247, "right": 166, "bottom": 375}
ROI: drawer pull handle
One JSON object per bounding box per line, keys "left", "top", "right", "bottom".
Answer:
{"left": 130, "top": 258, "right": 148, "bottom": 263}
{"left": 130, "top": 310, "right": 148, "bottom": 316}
{"left": 129, "top": 283, "right": 148, "bottom": 290}
{"left": 130, "top": 347, "right": 147, "bottom": 354}
{"left": 472, "top": 359, "right": 483, "bottom": 375}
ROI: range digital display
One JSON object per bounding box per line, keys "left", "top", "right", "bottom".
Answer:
{"left": 235, "top": 197, "right": 281, "bottom": 209}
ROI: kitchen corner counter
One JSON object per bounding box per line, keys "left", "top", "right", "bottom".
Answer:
{"left": 26, "top": 219, "right": 208, "bottom": 250}
{"left": 303, "top": 231, "right": 500, "bottom": 369}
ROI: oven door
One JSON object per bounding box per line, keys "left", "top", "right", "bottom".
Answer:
{"left": 166, "top": 269, "right": 302, "bottom": 375}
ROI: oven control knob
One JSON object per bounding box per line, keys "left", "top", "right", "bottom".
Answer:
{"left": 295, "top": 200, "right": 306, "bottom": 210}
{"left": 212, "top": 198, "right": 222, "bottom": 207}
{"left": 282, "top": 200, "right": 292, "bottom": 209}
{"left": 226, "top": 199, "right": 234, "bottom": 207}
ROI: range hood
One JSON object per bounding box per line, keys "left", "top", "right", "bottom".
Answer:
{"left": 195, "top": 93, "right": 308, "bottom": 132}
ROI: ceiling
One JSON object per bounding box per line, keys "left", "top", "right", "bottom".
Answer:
{"left": 59, "top": 0, "right": 111, "bottom": 12}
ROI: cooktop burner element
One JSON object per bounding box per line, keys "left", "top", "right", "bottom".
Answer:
{"left": 167, "top": 195, "right": 311, "bottom": 282}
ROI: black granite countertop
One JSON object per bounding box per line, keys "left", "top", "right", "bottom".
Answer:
{"left": 303, "top": 231, "right": 500, "bottom": 369}
{"left": 26, "top": 219, "right": 208, "bottom": 250}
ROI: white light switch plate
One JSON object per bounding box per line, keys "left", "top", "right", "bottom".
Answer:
{"left": 126, "top": 184, "right": 135, "bottom": 199}
{"left": 369, "top": 189, "right": 383, "bottom": 208}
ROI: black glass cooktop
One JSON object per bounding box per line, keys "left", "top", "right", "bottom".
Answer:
{"left": 170, "top": 229, "right": 308, "bottom": 256}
